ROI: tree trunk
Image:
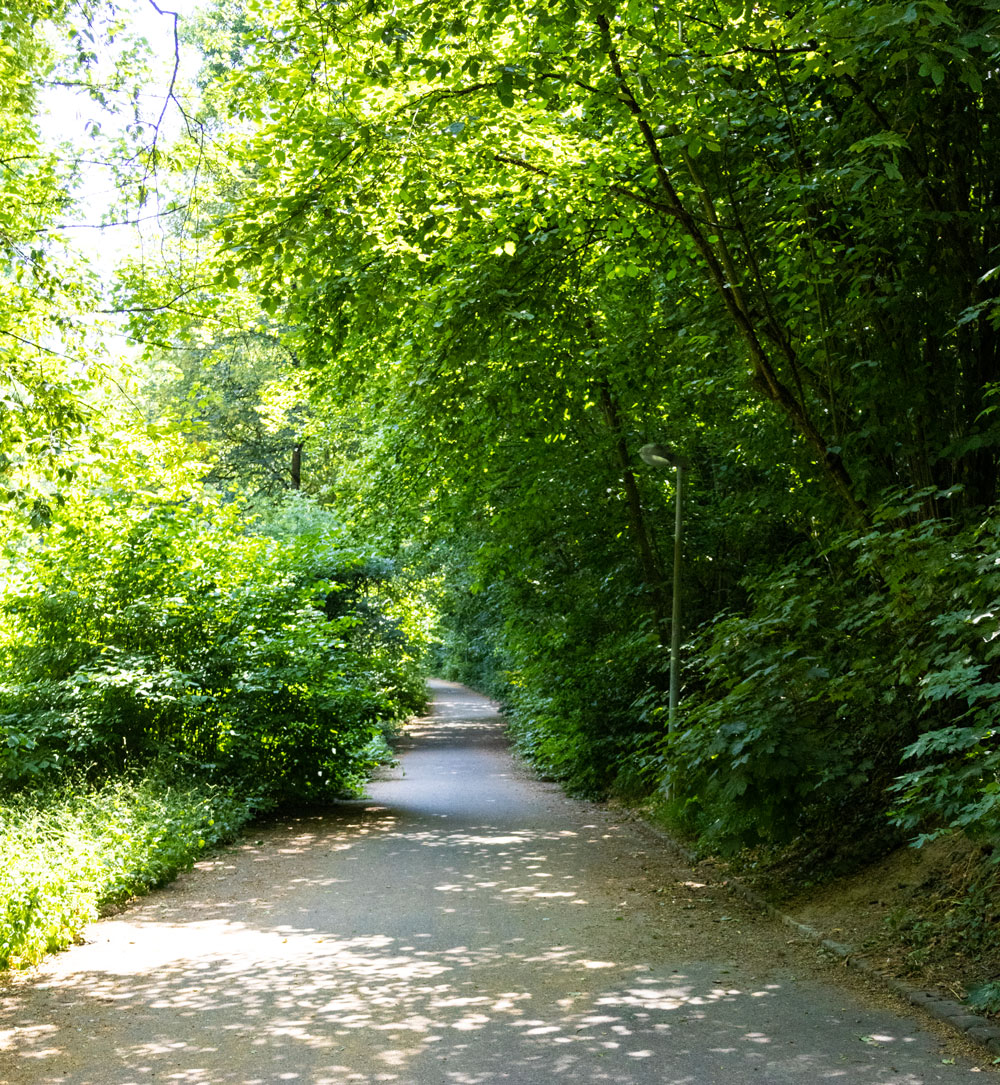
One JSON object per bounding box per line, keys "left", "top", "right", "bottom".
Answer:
{"left": 291, "top": 441, "right": 303, "bottom": 490}
{"left": 597, "top": 380, "right": 670, "bottom": 633}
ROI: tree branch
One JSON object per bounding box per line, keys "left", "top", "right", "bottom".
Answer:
{"left": 596, "top": 10, "right": 868, "bottom": 526}
{"left": 493, "top": 153, "right": 681, "bottom": 219}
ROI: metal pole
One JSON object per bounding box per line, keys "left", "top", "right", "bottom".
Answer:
{"left": 638, "top": 443, "right": 687, "bottom": 747}
{"left": 669, "top": 463, "right": 683, "bottom": 732}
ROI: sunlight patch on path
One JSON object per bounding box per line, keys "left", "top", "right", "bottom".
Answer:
{"left": 0, "top": 680, "right": 987, "bottom": 1084}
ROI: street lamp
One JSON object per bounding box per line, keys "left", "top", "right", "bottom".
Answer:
{"left": 639, "top": 443, "right": 689, "bottom": 734}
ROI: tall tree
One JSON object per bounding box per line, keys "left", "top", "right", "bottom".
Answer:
{"left": 104, "top": 0, "right": 1000, "bottom": 837}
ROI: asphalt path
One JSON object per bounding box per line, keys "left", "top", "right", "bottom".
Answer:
{"left": 0, "top": 679, "right": 992, "bottom": 1083}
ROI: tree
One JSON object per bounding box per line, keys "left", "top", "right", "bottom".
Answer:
{"left": 96, "top": 0, "right": 1000, "bottom": 843}
{"left": 0, "top": 0, "right": 171, "bottom": 522}
{"left": 141, "top": 331, "right": 316, "bottom": 496}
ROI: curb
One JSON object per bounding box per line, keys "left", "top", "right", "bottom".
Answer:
{"left": 629, "top": 815, "right": 1000, "bottom": 1059}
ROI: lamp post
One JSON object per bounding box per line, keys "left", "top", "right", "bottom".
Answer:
{"left": 639, "top": 443, "right": 688, "bottom": 734}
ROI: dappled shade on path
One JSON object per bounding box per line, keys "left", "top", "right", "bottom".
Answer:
{"left": 0, "top": 680, "right": 986, "bottom": 1083}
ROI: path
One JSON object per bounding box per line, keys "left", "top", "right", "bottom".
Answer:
{"left": 0, "top": 680, "right": 992, "bottom": 1083}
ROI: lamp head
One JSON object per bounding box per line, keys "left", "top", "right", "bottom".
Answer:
{"left": 640, "top": 443, "right": 689, "bottom": 470}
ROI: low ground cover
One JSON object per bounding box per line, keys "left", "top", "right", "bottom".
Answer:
{"left": 0, "top": 776, "right": 256, "bottom": 969}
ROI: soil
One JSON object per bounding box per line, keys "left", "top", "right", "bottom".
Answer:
{"left": 754, "top": 834, "right": 1000, "bottom": 1006}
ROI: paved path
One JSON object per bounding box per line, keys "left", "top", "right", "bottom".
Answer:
{"left": 0, "top": 680, "right": 992, "bottom": 1083}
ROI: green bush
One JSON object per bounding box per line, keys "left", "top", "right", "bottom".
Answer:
{"left": 501, "top": 621, "right": 667, "bottom": 799}
{"left": 0, "top": 475, "right": 430, "bottom": 971}
{"left": 877, "top": 506, "right": 1000, "bottom": 845}
{"left": 657, "top": 490, "right": 1000, "bottom": 852}
{"left": 660, "top": 556, "right": 904, "bottom": 851}
{"left": 0, "top": 485, "right": 427, "bottom": 802}
{"left": 0, "top": 776, "right": 255, "bottom": 969}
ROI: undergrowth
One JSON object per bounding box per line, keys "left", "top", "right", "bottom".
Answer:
{"left": 885, "top": 846, "right": 1000, "bottom": 1007}
{"left": 0, "top": 775, "right": 257, "bottom": 970}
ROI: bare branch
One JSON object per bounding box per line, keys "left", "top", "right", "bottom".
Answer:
{"left": 146, "top": 0, "right": 183, "bottom": 150}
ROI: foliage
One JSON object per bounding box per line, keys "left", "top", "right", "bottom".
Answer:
{"left": 91, "top": 0, "right": 1000, "bottom": 862}
{"left": 0, "top": 0, "right": 90, "bottom": 513}
{"left": 662, "top": 547, "right": 910, "bottom": 851}
{"left": 967, "top": 980, "right": 1000, "bottom": 1018}
{"left": 141, "top": 0, "right": 998, "bottom": 857}
{"left": 187, "top": 0, "right": 999, "bottom": 520}
{"left": 0, "top": 773, "right": 255, "bottom": 970}
{"left": 657, "top": 492, "right": 1000, "bottom": 851}
{"left": 0, "top": 439, "right": 427, "bottom": 802}
{"left": 503, "top": 626, "right": 667, "bottom": 799}
{"left": 880, "top": 510, "right": 1000, "bottom": 846}
{"left": 3, "top": 0, "right": 1000, "bottom": 885}
{"left": 140, "top": 333, "right": 312, "bottom": 498}
{"left": 0, "top": 0, "right": 431, "bottom": 979}
{"left": 0, "top": 0, "right": 170, "bottom": 517}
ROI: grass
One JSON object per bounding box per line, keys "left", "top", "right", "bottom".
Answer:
{"left": 0, "top": 775, "right": 258, "bottom": 970}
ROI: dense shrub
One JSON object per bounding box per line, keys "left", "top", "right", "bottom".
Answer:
{"left": 658, "top": 491, "right": 1000, "bottom": 852}
{"left": 502, "top": 626, "right": 666, "bottom": 799}
{"left": 0, "top": 458, "right": 430, "bottom": 971}
{"left": 663, "top": 554, "right": 911, "bottom": 851}
{"left": 0, "top": 481, "right": 427, "bottom": 802}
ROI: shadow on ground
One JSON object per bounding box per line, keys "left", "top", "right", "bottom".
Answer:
{"left": 0, "top": 681, "right": 986, "bottom": 1083}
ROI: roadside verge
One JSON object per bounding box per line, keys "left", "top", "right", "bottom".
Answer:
{"left": 630, "top": 815, "right": 1000, "bottom": 1060}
